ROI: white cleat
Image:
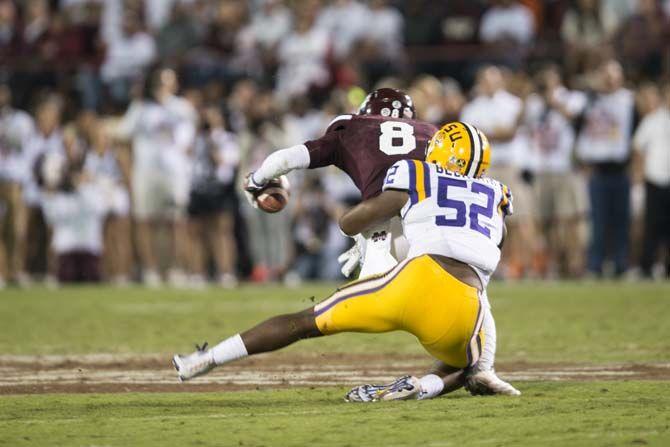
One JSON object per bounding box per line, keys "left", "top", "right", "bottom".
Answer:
{"left": 172, "top": 343, "right": 215, "bottom": 382}
{"left": 345, "top": 375, "right": 421, "bottom": 402}
{"left": 465, "top": 369, "right": 521, "bottom": 396}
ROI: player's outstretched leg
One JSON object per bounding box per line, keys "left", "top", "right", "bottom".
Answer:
{"left": 173, "top": 308, "right": 321, "bottom": 381}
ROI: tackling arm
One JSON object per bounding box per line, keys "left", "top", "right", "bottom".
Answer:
{"left": 339, "top": 190, "right": 408, "bottom": 236}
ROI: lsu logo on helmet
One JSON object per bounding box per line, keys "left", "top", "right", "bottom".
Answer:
{"left": 426, "top": 122, "right": 491, "bottom": 178}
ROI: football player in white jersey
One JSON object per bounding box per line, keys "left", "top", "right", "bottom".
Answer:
{"left": 173, "top": 122, "right": 520, "bottom": 400}
{"left": 241, "top": 91, "right": 514, "bottom": 395}
{"left": 342, "top": 121, "right": 520, "bottom": 400}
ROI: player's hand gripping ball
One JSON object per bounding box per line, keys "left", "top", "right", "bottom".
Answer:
{"left": 245, "top": 174, "right": 290, "bottom": 213}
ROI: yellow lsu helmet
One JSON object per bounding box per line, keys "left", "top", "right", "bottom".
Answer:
{"left": 426, "top": 121, "right": 491, "bottom": 178}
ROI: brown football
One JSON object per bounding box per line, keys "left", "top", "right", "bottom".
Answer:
{"left": 255, "top": 178, "right": 289, "bottom": 213}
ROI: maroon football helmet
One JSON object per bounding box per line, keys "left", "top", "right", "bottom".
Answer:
{"left": 358, "top": 88, "right": 415, "bottom": 120}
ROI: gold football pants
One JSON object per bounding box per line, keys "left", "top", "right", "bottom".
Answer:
{"left": 314, "top": 255, "right": 485, "bottom": 368}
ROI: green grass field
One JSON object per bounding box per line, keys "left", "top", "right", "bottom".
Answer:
{"left": 1, "top": 281, "right": 669, "bottom": 446}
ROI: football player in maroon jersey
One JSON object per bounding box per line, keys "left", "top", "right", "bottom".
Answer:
{"left": 242, "top": 88, "right": 514, "bottom": 396}
{"left": 245, "top": 88, "right": 434, "bottom": 201}
{"left": 244, "top": 88, "right": 435, "bottom": 277}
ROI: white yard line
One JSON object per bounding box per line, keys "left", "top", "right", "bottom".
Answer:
{"left": 1, "top": 356, "right": 668, "bottom": 389}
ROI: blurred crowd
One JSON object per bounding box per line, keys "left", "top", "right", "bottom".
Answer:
{"left": 1, "top": 0, "right": 669, "bottom": 288}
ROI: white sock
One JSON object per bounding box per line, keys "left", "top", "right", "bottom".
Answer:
{"left": 209, "top": 334, "right": 249, "bottom": 365}
{"left": 477, "top": 304, "right": 497, "bottom": 372}
{"left": 418, "top": 374, "right": 444, "bottom": 400}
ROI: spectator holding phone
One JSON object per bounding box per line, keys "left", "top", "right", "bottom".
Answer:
{"left": 575, "top": 59, "right": 634, "bottom": 277}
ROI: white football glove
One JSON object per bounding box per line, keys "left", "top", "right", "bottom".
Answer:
{"left": 242, "top": 173, "right": 290, "bottom": 209}
{"left": 338, "top": 233, "right": 366, "bottom": 278}
{"left": 242, "top": 172, "right": 264, "bottom": 208}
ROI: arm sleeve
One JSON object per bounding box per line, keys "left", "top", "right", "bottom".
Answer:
{"left": 381, "top": 160, "right": 412, "bottom": 192}
{"left": 251, "top": 144, "right": 310, "bottom": 184}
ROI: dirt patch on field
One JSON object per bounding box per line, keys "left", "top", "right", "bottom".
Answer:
{"left": 1, "top": 353, "right": 668, "bottom": 395}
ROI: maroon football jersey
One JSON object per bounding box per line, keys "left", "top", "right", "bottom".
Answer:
{"left": 304, "top": 115, "right": 438, "bottom": 199}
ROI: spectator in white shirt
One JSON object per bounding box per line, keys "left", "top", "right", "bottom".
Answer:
{"left": 239, "top": 0, "right": 293, "bottom": 52}
{"left": 276, "top": 6, "right": 330, "bottom": 101}
{"left": 633, "top": 83, "right": 670, "bottom": 279}
{"left": 0, "top": 84, "right": 34, "bottom": 287}
{"left": 461, "top": 66, "right": 523, "bottom": 177}
{"left": 115, "top": 68, "right": 196, "bottom": 287}
{"left": 479, "top": 0, "right": 535, "bottom": 45}
{"left": 316, "top": 0, "right": 369, "bottom": 60}
{"left": 101, "top": 11, "right": 157, "bottom": 105}
{"left": 236, "top": 0, "right": 293, "bottom": 76}
{"left": 575, "top": 59, "right": 634, "bottom": 277}
{"left": 525, "top": 65, "right": 588, "bottom": 277}
{"left": 101, "top": 0, "right": 193, "bottom": 41}
{"left": 362, "top": 0, "right": 404, "bottom": 60}
{"left": 461, "top": 66, "right": 530, "bottom": 211}
{"left": 461, "top": 65, "right": 538, "bottom": 279}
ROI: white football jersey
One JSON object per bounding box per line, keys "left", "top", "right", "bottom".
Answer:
{"left": 383, "top": 160, "right": 513, "bottom": 285}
